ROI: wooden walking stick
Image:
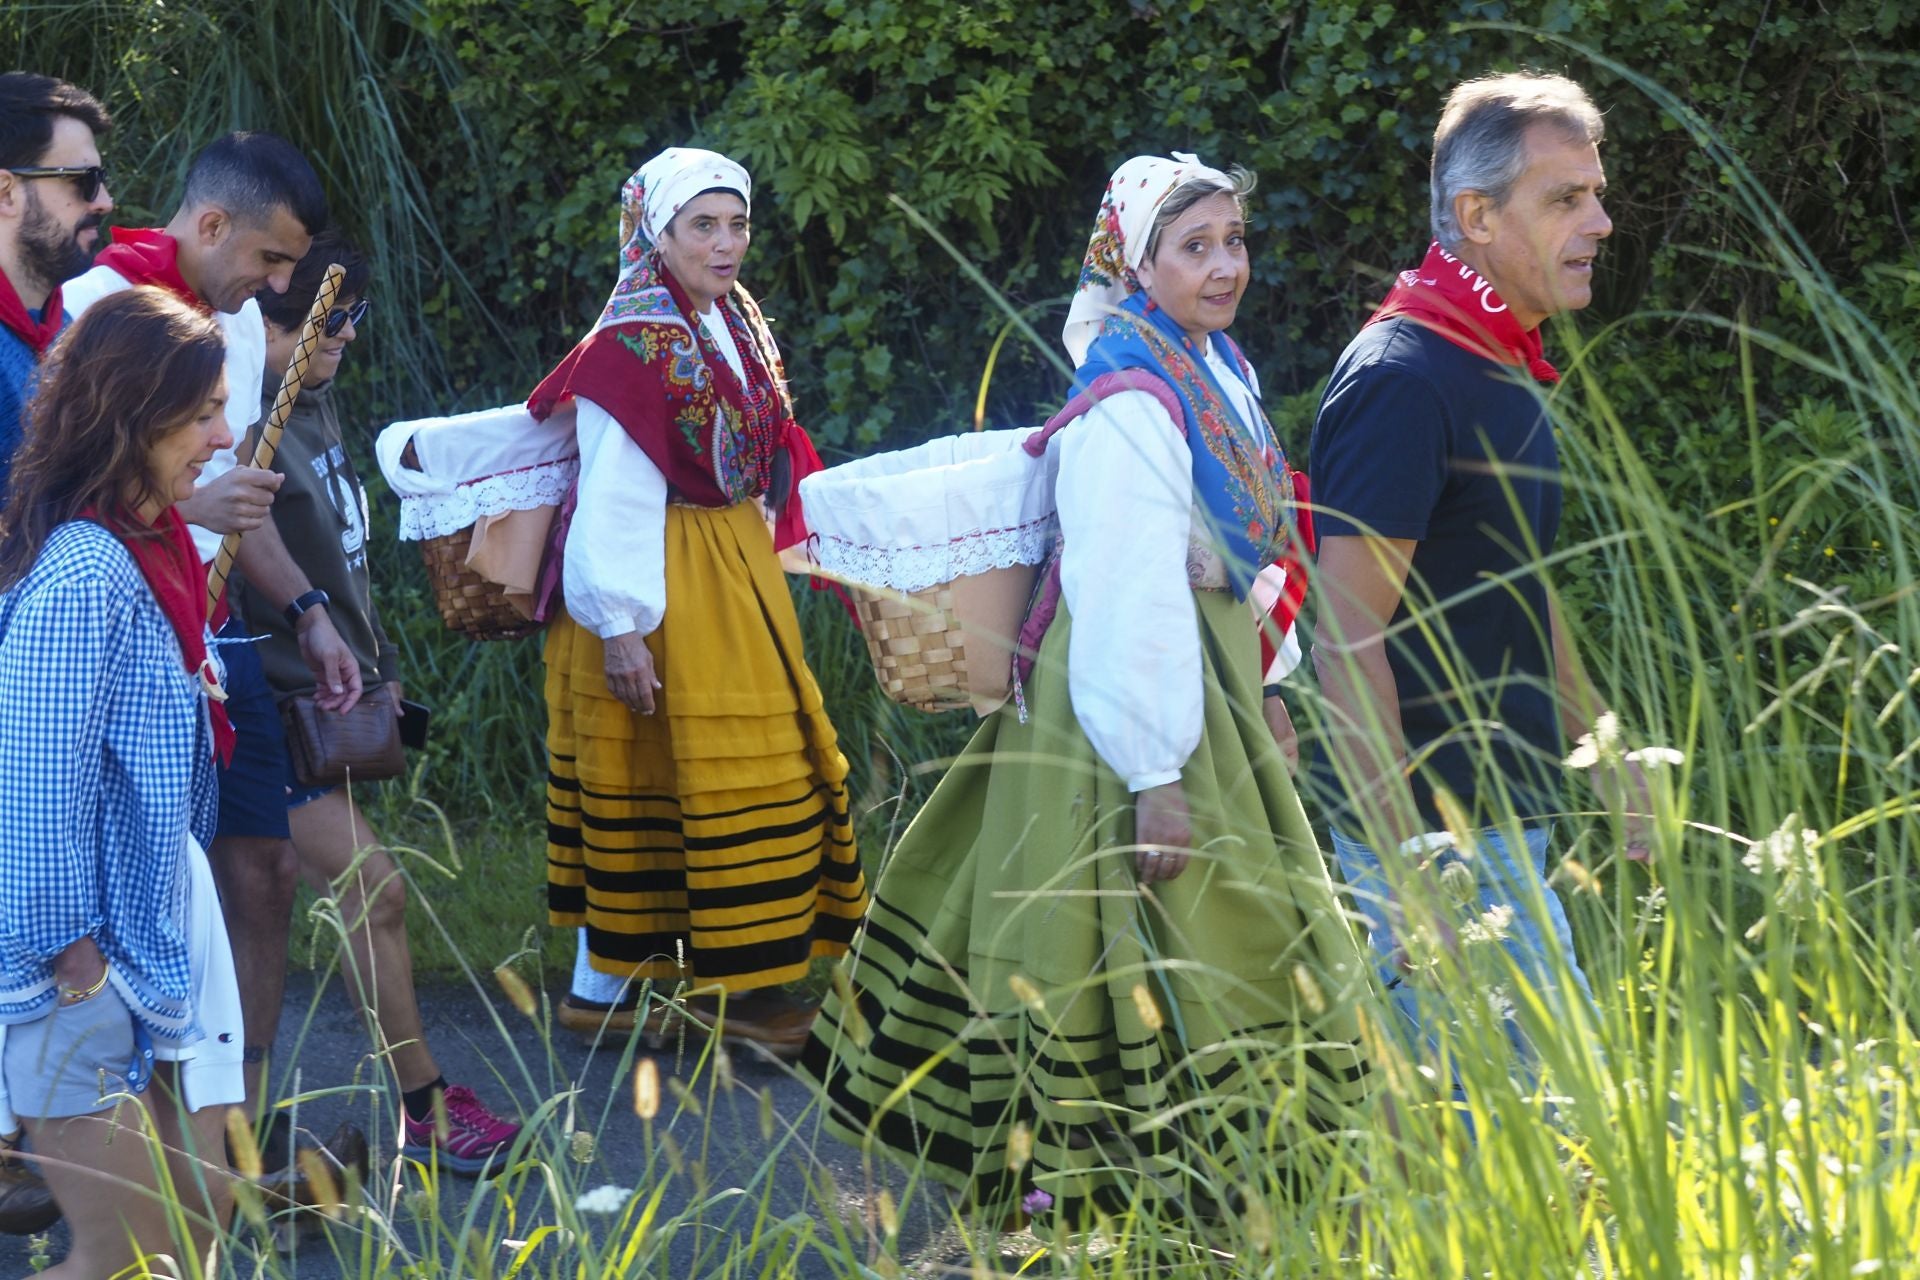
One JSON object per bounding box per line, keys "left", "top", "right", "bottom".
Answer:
{"left": 206, "top": 263, "right": 345, "bottom": 617}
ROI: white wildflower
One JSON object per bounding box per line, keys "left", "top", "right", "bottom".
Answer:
{"left": 1563, "top": 711, "right": 1621, "bottom": 769}
{"left": 1460, "top": 903, "right": 1516, "bottom": 945}
{"left": 574, "top": 1184, "right": 631, "bottom": 1215}
{"left": 1741, "top": 815, "right": 1825, "bottom": 920}
{"left": 1625, "top": 746, "right": 1686, "bottom": 767}
{"left": 1742, "top": 816, "right": 1820, "bottom": 876}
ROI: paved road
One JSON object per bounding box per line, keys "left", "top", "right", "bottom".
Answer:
{"left": 0, "top": 972, "right": 1007, "bottom": 1278}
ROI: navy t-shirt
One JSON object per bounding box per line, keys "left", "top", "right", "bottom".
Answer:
{"left": 1308, "top": 317, "right": 1563, "bottom": 831}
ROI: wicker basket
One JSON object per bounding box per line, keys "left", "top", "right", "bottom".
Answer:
{"left": 420, "top": 524, "right": 541, "bottom": 641}
{"left": 849, "top": 564, "right": 1038, "bottom": 714}
{"left": 799, "top": 428, "right": 1055, "bottom": 716}
{"left": 853, "top": 585, "right": 970, "bottom": 712}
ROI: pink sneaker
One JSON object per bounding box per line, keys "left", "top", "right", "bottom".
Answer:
{"left": 400, "top": 1084, "right": 521, "bottom": 1176}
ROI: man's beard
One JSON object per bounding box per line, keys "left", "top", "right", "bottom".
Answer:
{"left": 17, "top": 188, "right": 100, "bottom": 294}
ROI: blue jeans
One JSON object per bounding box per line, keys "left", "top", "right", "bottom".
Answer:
{"left": 1330, "top": 824, "right": 1595, "bottom": 1066}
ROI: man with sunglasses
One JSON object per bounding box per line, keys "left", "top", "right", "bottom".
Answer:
{"left": 0, "top": 69, "right": 113, "bottom": 1239}
{"left": 60, "top": 131, "right": 372, "bottom": 1209}
{"left": 0, "top": 73, "right": 113, "bottom": 502}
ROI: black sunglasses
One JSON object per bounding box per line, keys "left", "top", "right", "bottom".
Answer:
{"left": 7, "top": 165, "right": 109, "bottom": 202}
{"left": 324, "top": 297, "right": 371, "bottom": 337}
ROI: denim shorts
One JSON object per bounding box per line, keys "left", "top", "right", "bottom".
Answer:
{"left": 2, "top": 987, "right": 138, "bottom": 1119}
{"left": 1330, "top": 823, "right": 1596, "bottom": 1053}
{"left": 213, "top": 619, "right": 293, "bottom": 840}
{"left": 284, "top": 756, "right": 337, "bottom": 811}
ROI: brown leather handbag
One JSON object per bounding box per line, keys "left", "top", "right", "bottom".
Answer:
{"left": 280, "top": 683, "right": 405, "bottom": 787}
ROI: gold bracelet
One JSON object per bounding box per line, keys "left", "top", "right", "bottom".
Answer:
{"left": 57, "top": 968, "right": 109, "bottom": 1004}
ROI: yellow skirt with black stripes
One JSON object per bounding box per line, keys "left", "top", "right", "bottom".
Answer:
{"left": 544, "top": 499, "right": 866, "bottom": 991}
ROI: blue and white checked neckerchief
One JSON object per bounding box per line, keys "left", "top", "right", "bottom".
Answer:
{"left": 0, "top": 520, "right": 217, "bottom": 1043}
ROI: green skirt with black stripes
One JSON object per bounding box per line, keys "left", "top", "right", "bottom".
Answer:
{"left": 800, "top": 589, "right": 1378, "bottom": 1220}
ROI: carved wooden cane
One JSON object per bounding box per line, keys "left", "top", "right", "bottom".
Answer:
{"left": 205, "top": 263, "right": 345, "bottom": 616}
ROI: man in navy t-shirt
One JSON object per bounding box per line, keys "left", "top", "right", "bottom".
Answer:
{"left": 1310, "top": 72, "right": 1648, "bottom": 1055}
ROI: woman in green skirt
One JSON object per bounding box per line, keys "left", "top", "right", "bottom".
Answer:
{"left": 801, "top": 154, "right": 1377, "bottom": 1221}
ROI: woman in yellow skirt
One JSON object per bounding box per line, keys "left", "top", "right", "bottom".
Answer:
{"left": 528, "top": 148, "right": 866, "bottom": 1056}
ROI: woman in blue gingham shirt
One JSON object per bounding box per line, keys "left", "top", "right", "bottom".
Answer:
{"left": 0, "top": 288, "right": 243, "bottom": 1276}
{"left": 0, "top": 521, "right": 218, "bottom": 1033}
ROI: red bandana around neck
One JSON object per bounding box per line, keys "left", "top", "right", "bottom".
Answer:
{"left": 0, "top": 270, "right": 63, "bottom": 356}
{"left": 85, "top": 504, "right": 235, "bottom": 763}
{"left": 92, "top": 228, "right": 209, "bottom": 312}
{"left": 1367, "top": 240, "right": 1559, "bottom": 385}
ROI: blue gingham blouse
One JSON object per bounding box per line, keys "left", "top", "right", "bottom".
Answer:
{"left": 0, "top": 520, "right": 217, "bottom": 1042}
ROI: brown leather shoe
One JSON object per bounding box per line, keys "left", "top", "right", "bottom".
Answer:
{"left": 0, "top": 1157, "right": 58, "bottom": 1236}
{"left": 313, "top": 1120, "right": 370, "bottom": 1191}
{"left": 252, "top": 1121, "right": 370, "bottom": 1212}
{"left": 556, "top": 995, "right": 640, "bottom": 1041}
{"left": 683, "top": 992, "right": 818, "bottom": 1060}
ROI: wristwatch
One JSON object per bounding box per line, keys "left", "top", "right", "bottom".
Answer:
{"left": 284, "top": 588, "right": 331, "bottom": 628}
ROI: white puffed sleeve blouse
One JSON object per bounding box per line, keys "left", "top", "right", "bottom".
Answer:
{"left": 562, "top": 308, "right": 749, "bottom": 639}
{"left": 1050, "top": 338, "right": 1267, "bottom": 791}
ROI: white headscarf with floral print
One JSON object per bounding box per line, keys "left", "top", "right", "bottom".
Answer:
{"left": 595, "top": 147, "right": 752, "bottom": 332}
{"left": 1062, "top": 151, "right": 1234, "bottom": 367}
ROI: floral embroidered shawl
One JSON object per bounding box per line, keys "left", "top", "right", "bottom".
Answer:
{"left": 1073, "top": 293, "right": 1290, "bottom": 599}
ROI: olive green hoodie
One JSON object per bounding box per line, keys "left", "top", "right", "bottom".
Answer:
{"left": 232, "top": 378, "right": 400, "bottom": 698}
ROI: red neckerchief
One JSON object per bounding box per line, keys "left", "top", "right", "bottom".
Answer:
{"left": 1367, "top": 240, "right": 1559, "bottom": 385}
{"left": 91, "top": 228, "right": 237, "bottom": 628}
{"left": 83, "top": 505, "right": 235, "bottom": 764}
{"left": 0, "top": 271, "right": 63, "bottom": 356}
{"left": 92, "top": 228, "right": 210, "bottom": 313}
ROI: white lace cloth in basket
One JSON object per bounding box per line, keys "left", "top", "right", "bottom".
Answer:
{"left": 376, "top": 403, "right": 581, "bottom": 541}
{"left": 799, "top": 428, "right": 1058, "bottom": 593}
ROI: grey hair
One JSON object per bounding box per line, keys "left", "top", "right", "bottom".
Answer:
{"left": 1141, "top": 165, "right": 1257, "bottom": 264}
{"left": 1429, "top": 72, "right": 1604, "bottom": 248}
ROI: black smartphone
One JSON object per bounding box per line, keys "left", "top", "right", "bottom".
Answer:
{"left": 398, "top": 699, "right": 431, "bottom": 750}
